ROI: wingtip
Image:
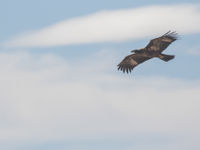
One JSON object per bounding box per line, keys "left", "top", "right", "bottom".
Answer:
{"left": 117, "top": 65, "right": 133, "bottom": 74}
{"left": 163, "top": 30, "right": 171, "bottom": 36}
{"left": 163, "top": 30, "right": 179, "bottom": 40}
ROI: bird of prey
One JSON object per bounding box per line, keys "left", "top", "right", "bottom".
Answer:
{"left": 117, "top": 31, "right": 178, "bottom": 73}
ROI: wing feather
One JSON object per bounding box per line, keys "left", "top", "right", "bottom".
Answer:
{"left": 117, "top": 53, "right": 151, "bottom": 73}
{"left": 145, "top": 31, "right": 178, "bottom": 52}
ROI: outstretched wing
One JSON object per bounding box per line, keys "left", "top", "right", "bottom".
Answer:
{"left": 117, "top": 53, "right": 151, "bottom": 73}
{"left": 145, "top": 31, "right": 178, "bottom": 52}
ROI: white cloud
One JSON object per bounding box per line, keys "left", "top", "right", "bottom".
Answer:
{"left": 0, "top": 51, "right": 200, "bottom": 150}
{"left": 4, "top": 4, "right": 200, "bottom": 47}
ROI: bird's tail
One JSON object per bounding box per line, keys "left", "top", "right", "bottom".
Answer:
{"left": 158, "top": 54, "right": 175, "bottom": 62}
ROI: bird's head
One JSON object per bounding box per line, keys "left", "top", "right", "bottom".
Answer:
{"left": 131, "top": 49, "right": 140, "bottom": 53}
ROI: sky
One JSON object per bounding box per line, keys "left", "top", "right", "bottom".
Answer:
{"left": 0, "top": 0, "right": 200, "bottom": 150}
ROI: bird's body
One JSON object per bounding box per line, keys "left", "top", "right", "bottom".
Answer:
{"left": 118, "top": 31, "right": 178, "bottom": 73}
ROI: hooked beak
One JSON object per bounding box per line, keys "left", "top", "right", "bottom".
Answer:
{"left": 131, "top": 50, "right": 135, "bottom": 52}
{"left": 131, "top": 49, "right": 137, "bottom": 53}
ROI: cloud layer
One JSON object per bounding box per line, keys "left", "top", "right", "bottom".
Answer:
{"left": 5, "top": 4, "right": 200, "bottom": 47}
{"left": 0, "top": 51, "right": 200, "bottom": 150}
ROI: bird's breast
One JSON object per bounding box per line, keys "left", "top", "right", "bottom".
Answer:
{"left": 144, "top": 51, "right": 160, "bottom": 57}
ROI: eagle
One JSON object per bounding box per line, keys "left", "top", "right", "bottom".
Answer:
{"left": 117, "top": 31, "right": 178, "bottom": 73}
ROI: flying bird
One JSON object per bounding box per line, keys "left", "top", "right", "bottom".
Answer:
{"left": 117, "top": 31, "right": 178, "bottom": 73}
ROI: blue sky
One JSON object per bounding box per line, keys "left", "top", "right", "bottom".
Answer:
{"left": 1, "top": 1, "right": 200, "bottom": 150}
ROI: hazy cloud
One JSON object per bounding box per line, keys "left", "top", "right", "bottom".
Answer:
{"left": 4, "top": 4, "right": 200, "bottom": 47}
{"left": 0, "top": 51, "right": 199, "bottom": 150}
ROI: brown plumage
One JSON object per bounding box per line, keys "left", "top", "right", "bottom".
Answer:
{"left": 117, "top": 31, "right": 178, "bottom": 73}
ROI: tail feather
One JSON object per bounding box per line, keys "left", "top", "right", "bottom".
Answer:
{"left": 158, "top": 54, "right": 175, "bottom": 62}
